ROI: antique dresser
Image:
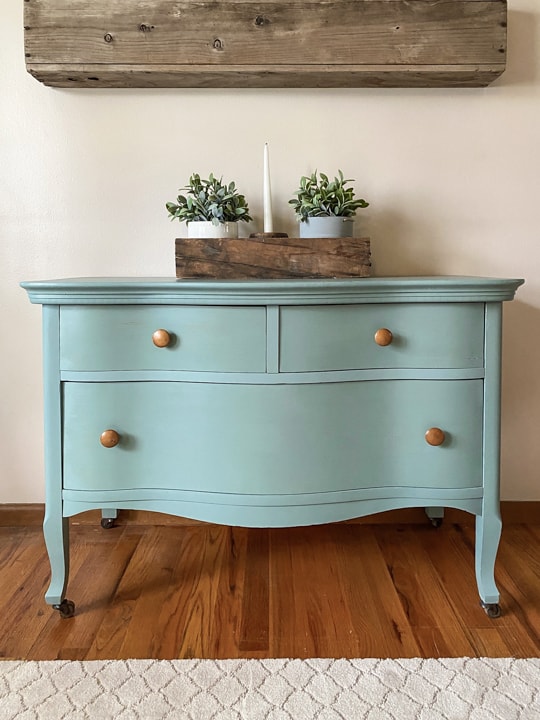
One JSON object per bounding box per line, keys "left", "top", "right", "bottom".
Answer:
{"left": 22, "top": 276, "right": 523, "bottom": 617}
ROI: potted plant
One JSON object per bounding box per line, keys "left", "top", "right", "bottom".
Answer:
{"left": 288, "top": 170, "right": 369, "bottom": 238}
{"left": 166, "top": 173, "right": 252, "bottom": 238}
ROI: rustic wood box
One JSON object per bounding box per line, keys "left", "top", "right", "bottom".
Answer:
{"left": 175, "top": 236, "right": 371, "bottom": 279}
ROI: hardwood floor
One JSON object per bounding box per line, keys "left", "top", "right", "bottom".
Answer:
{"left": 1, "top": 516, "right": 539, "bottom": 660}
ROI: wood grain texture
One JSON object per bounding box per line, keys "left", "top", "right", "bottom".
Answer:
{"left": 1, "top": 518, "right": 539, "bottom": 660}
{"left": 24, "top": 0, "right": 507, "bottom": 88}
{"left": 372, "top": 525, "right": 478, "bottom": 657}
{"left": 175, "top": 237, "right": 371, "bottom": 279}
{"left": 239, "top": 529, "right": 269, "bottom": 652}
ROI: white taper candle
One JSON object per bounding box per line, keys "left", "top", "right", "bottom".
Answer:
{"left": 263, "top": 143, "right": 273, "bottom": 233}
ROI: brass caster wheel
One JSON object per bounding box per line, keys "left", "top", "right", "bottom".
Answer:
{"left": 53, "top": 599, "right": 75, "bottom": 618}
{"left": 480, "top": 601, "right": 501, "bottom": 618}
{"left": 101, "top": 518, "right": 115, "bottom": 529}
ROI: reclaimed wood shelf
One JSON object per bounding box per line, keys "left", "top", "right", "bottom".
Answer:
{"left": 175, "top": 236, "right": 371, "bottom": 278}
{"left": 24, "top": 0, "right": 507, "bottom": 88}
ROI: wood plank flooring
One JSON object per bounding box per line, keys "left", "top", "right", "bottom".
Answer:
{"left": 0, "top": 518, "right": 539, "bottom": 660}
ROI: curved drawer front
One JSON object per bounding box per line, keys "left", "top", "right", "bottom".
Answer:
{"left": 63, "top": 379, "right": 483, "bottom": 495}
{"left": 60, "top": 305, "right": 266, "bottom": 372}
{"left": 279, "top": 303, "right": 484, "bottom": 371}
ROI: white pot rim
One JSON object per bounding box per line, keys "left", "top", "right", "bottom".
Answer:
{"left": 301, "top": 216, "right": 354, "bottom": 221}
{"left": 187, "top": 220, "right": 239, "bottom": 239}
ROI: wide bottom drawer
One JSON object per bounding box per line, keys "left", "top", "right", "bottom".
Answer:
{"left": 63, "top": 380, "right": 484, "bottom": 495}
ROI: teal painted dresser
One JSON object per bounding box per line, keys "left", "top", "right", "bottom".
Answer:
{"left": 22, "top": 276, "right": 523, "bottom": 618}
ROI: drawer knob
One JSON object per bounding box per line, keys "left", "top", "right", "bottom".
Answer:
{"left": 100, "top": 429, "right": 120, "bottom": 448}
{"left": 374, "top": 328, "right": 393, "bottom": 346}
{"left": 425, "top": 427, "right": 445, "bottom": 446}
{"left": 152, "top": 329, "right": 171, "bottom": 348}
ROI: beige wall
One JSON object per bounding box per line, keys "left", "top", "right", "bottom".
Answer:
{"left": 1, "top": 0, "right": 539, "bottom": 503}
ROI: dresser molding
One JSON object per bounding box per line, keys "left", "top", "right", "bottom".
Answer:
{"left": 2, "top": 503, "right": 538, "bottom": 527}
{"left": 23, "top": 276, "right": 520, "bottom": 305}
{"left": 22, "top": 276, "right": 523, "bottom": 619}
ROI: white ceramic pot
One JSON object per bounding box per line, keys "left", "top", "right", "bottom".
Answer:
{"left": 299, "top": 216, "right": 354, "bottom": 238}
{"left": 187, "top": 221, "right": 238, "bottom": 239}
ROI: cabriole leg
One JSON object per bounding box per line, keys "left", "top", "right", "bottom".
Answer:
{"left": 475, "top": 511, "right": 502, "bottom": 617}
{"left": 42, "top": 305, "right": 75, "bottom": 617}
{"left": 43, "top": 512, "right": 75, "bottom": 617}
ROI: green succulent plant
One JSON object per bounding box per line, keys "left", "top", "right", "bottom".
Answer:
{"left": 289, "top": 170, "right": 369, "bottom": 221}
{"left": 166, "top": 173, "right": 252, "bottom": 225}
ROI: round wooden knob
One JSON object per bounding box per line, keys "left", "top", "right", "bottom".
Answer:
{"left": 152, "top": 329, "right": 171, "bottom": 348}
{"left": 374, "top": 328, "right": 393, "bottom": 346}
{"left": 100, "top": 429, "right": 120, "bottom": 448}
{"left": 425, "top": 428, "right": 445, "bottom": 446}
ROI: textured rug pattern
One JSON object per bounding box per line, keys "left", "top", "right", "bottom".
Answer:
{"left": 1, "top": 658, "right": 539, "bottom": 719}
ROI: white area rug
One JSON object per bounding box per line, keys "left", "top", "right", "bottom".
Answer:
{"left": 1, "top": 658, "right": 539, "bottom": 719}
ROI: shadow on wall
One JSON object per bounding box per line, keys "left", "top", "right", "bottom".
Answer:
{"left": 500, "top": 299, "right": 539, "bottom": 498}
{"left": 499, "top": 11, "right": 538, "bottom": 86}
{"left": 366, "top": 210, "right": 451, "bottom": 277}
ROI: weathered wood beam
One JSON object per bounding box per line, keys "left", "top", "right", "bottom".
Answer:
{"left": 24, "top": 0, "right": 507, "bottom": 88}
{"left": 175, "top": 237, "right": 371, "bottom": 279}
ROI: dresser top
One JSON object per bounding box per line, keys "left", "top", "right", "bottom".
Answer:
{"left": 21, "top": 276, "right": 524, "bottom": 305}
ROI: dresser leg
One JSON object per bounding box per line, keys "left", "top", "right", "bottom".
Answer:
{"left": 43, "top": 513, "right": 71, "bottom": 609}
{"left": 100, "top": 508, "right": 118, "bottom": 529}
{"left": 425, "top": 507, "right": 444, "bottom": 527}
{"left": 475, "top": 511, "right": 502, "bottom": 613}
{"left": 41, "top": 304, "right": 75, "bottom": 616}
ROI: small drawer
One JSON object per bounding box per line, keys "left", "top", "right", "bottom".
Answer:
{"left": 60, "top": 305, "right": 267, "bottom": 372}
{"left": 279, "top": 303, "right": 485, "bottom": 372}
